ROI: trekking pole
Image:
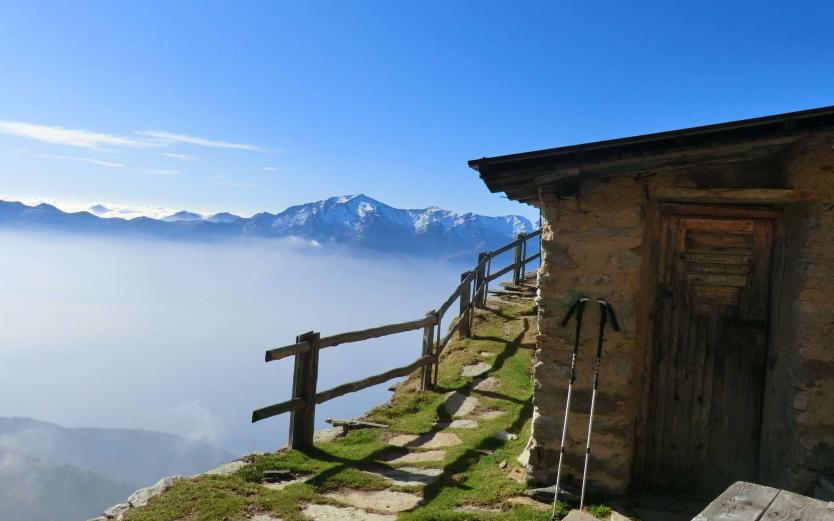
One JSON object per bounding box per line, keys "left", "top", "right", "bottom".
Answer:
{"left": 550, "top": 296, "right": 590, "bottom": 520}
{"left": 579, "top": 299, "right": 620, "bottom": 511}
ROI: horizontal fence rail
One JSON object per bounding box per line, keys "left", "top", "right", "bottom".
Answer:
{"left": 251, "top": 228, "right": 542, "bottom": 449}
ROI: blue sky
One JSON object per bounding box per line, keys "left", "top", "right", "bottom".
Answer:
{"left": 0, "top": 1, "right": 832, "bottom": 221}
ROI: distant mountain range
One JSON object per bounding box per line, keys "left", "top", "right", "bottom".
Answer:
{"left": 0, "top": 417, "right": 234, "bottom": 521}
{"left": 0, "top": 195, "right": 534, "bottom": 255}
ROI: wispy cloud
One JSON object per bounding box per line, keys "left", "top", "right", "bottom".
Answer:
{"left": 261, "top": 166, "right": 279, "bottom": 172}
{"left": 0, "top": 121, "right": 150, "bottom": 150}
{"left": 141, "top": 169, "right": 181, "bottom": 176}
{"left": 38, "top": 154, "right": 125, "bottom": 168}
{"left": 158, "top": 152, "right": 194, "bottom": 161}
{"left": 137, "top": 130, "right": 262, "bottom": 151}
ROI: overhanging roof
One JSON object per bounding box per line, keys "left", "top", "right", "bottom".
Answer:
{"left": 469, "top": 105, "right": 834, "bottom": 204}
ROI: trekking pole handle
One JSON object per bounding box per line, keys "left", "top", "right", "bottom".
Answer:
{"left": 560, "top": 296, "right": 590, "bottom": 327}
{"left": 596, "top": 299, "right": 620, "bottom": 332}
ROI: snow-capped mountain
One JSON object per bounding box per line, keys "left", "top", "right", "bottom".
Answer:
{"left": 0, "top": 195, "right": 535, "bottom": 256}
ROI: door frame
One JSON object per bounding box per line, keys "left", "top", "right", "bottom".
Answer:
{"left": 630, "top": 201, "right": 781, "bottom": 493}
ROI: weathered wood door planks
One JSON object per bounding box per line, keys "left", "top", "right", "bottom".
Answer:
{"left": 636, "top": 208, "right": 774, "bottom": 495}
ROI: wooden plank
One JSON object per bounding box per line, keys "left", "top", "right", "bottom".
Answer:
{"left": 316, "top": 355, "right": 434, "bottom": 404}
{"left": 692, "top": 481, "right": 780, "bottom": 521}
{"left": 486, "top": 261, "right": 520, "bottom": 283}
{"left": 490, "top": 235, "right": 524, "bottom": 257}
{"left": 459, "top": 271, "right": 472, "bottom": 339}
{"left": 325, "top": 418, "right": 387, "bottom": 429}
{"left": 265, "top": 341, "right": 311, "bottom": 362}
{"left": 652, "top": 186, "right": 816, "bottom": 205}
{"left": 420, "top": 311, "right": 436, "bottom": 391}
{"left": 661, "top": 203, "right": 780, "bottom": 219}
{"left": 318, "top": 315, "right": 436, "bottom": 349}
{"left": 762, "top": 490, "right": 833, "bottom": 521}
{"left": 683, "top": 253, "right": 753, "bottom": 265}
{"left": 684, "top": 218, "right": 755, "bottom": 233}
{"left": 251, "top": 397, "right": 305, "bottom": 423}
{"left": 437, "top": 269, "right": 476, "bottom": 318}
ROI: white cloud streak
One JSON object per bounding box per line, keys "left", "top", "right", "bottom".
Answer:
{"left": 157, "top": 152, "right": 194, "bottom": 161}
{"left": 261, "top": 166, "right": 279, "bottom": 171}
{"left": 38, "top": 154, "right": 125, "bottom": 168}
{"left": 137, "top": 130, "right": 262, "bottom": 151}
{"left": 141, "top": 169, "right": 181, "bottom": 176}
{"left": 0, "top": 121, "right": 151, "bottom": 150}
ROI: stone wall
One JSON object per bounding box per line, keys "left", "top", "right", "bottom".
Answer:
{"left": 529, "top": 175, "right": 646, "bottom": 493}
{"left": 527, "top": 140, "right": 834, "bottom": 496}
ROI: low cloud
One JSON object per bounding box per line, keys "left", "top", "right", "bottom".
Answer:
{"left": 137, "top": 130, "right": 262, "bottom": 151}
{"left": 38, "top": 154, "right": 125, "bottom": 168}
{"left": 0, "top": 121, "right": 150, "bottom": 150}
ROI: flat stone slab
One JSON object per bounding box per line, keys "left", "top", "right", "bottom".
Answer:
{"left": 474, "top": 409, "right": 506, "bottom": 420}
{"left": 313, "top": 426, "right": 344, "bottom": 443}
{"left": 383, "top": 449, "right": 446, "bottom": 464}
{"left": 364, "top": 466, "right": 443, "bottom": 486}
{"left": 479, "top": 352, "right": 493, "bottom": 358}
{"left": 302, "top": 504, "right": 395, "bottom": 521}
{"left": 443, "top": 391, "right": 479, "bottom": 417}
{"left": 387, "top": 432, "right": 462, "bottom": 449}
{"left": 473, "top": 376, "right": 501, "bottom": 392}
{"left": 251, "top": 515, "right": 283, "bottom": 521}
{"left": 260, "top": 474, "right": 311, "bottom": 491}
{"left": 461, "top": 362, "right": 492, "bottom": 377}
{"left": 506, "top": 496, "right": 549, "bottom": 511}
{"left": 324, "top": 489, "right": 422, "bottom": 513}
{"left": 433, "top": 419, "right": 478, "bottom": 429}
{"left": 563, "top": 510, "right": 599, "bottom": 521}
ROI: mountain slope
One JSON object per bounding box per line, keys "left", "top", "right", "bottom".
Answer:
{"left": 0, "top": 195, "right": 534, "bottom": 255}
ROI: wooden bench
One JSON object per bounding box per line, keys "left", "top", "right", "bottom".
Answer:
{"left": 694, "top": 481, "right": 834, "bottom": 520}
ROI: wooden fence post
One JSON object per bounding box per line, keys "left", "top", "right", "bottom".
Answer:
{"left": 475, "top": 252, "right": 488, "bottom": 309}
{"left": 459, "top": 271, "right": 471, "bottom": 339}
{"left": 420, "top": 311, "right": 436, "bottom": 391}
{"left": 288, "top": 330, "right": 320, "bottom": 450}
{"left": 513, "top": 233, "right": 525, "bottom": 284}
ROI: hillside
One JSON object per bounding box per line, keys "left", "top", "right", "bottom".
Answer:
{"left": 98, "top": 296, "right": 625, "bottom": 521}
{"left": 0, "top": 418, "right": 233, "bottom": 521}
{"left": 0, "top": 195, "right": 534, "bottom": 256}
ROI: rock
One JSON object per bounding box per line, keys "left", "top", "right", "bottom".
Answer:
{"left": 433, "top": 419, "right": 478, "bottom": 429}
{"left": 563, "top": 509, "right": 599, "bottom": 521}
{"left": 103, "top": 503, "right": 130, "bottom": 519}
{"left": 324, "top": 489, "right": 422, "bottom": 513}
{"left": 364, "top": 466, "right": 442, "bottom": 486}
{"left": 443, "top": 391, "right": 479, "bottom": 417}
{"left": 524, "top": 485, "right": 578, "bottom": 503}
{"left": 473, "top": 376, "right": 501, "bottom": 392}
{"left": 313, "top": 426, "right": 344, "bottom": 443}
{"left": 128, "top": 476, "right": 183, "bottom": 508}
{"left": 387, "top": 432, "right": 462, "bottom": 448}
{"left": 506, "top": 496, "right": 549, "bottom": 511}
{"left": 479, "top": 352, "right": 493, "bottom": 358}
{"left": 204, "top": 460, "right": 247, "bottom": 476}
{"left": 251, "top": 514, "right": 284, "bottom": 521}
{"left": 491, "top": 430, "right": 519, "bottom": 441}
{"left": 86, "top": 517, "right": 108, "bottom": 521}
{"left": 474, "top": 409, "right": 505, "bottom": 420}
{"left": 302, "top": 504, "right": 395, "bottom": 520}
{"left": 384, "top": 449, "right": 446, "bottom": 464}
{"left": 610, "top": 511, "right": 632, "bottom": 521}
{"left": 507, "top": 465, "right": 527, "bottom": 483}
{"left": 498, "top": 459, "right": 508, "bottom": 469}
{"left": 461, "top": 362, "right": 492, "bottom": 377}
{"left": 260, "top": 474, "right": 310, "bottom": 491}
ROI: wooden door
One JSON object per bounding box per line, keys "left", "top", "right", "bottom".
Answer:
{"left": 635, "top": 207, "right": 773, "bottom": 495}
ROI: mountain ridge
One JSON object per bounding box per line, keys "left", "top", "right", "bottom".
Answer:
{"left": 0, "top": 194, "right": 535, "bottom": 255}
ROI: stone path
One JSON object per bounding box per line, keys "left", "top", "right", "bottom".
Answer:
{"left": 300, "top": 354, "right": 549, "bottom": 520}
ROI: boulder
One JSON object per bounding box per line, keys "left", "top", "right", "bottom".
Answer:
{"left": 128, "top": 475, "right": 183, "bottom": 508}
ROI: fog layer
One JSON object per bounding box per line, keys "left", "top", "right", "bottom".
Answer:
{"left": 0, "top": 231, "right": 464, "bottom": 455}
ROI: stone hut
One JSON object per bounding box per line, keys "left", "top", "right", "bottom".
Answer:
{"left": 469, "top": 106, "right": 834, "bottom": 498}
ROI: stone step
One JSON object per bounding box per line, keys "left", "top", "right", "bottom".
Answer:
{"left": 443, "top": 391, "right": 479, "bottom": 417}
{"left": 473, "top": 376, "right": 501, "bottom": 392}
{"left": 363, "top": 466, "right": 443, "bottom": 486}
{"left": 461, "top": 362, "right": 492, "bottom": 377}
{"left": 387, "top": 432, "right": 462, "bottom": 449}
{"left": 432, "top": 419, "right": 478, "bottom": 429}
{"left": 382, "top": 449, "right": 446, "bottom": 465}
{"left": 324, "top": 489, "right": 422, "bottom": 514}
{"left": 302, "top": 504, "right": 395, "bottom": 521}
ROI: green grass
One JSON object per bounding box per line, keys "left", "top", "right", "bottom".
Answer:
{"left": 124, "top": 299, "right": 587, "bottom": 521}
{"left": 586, "top": 504, "right": 612, "bottom": 519}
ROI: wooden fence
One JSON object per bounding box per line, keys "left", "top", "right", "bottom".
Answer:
{"left": 251, "top": 229, "right": 542, "bottom": 449}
